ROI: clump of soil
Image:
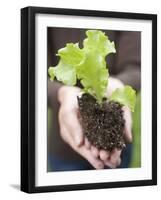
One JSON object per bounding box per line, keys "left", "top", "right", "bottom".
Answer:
{"left": 78, "top": 93, "right": 125, "bottom": 151}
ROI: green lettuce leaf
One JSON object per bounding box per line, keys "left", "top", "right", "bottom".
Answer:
{"left": 83, "top": 30, "right": 116, "bottom": 56}
{"left": 48, "top": 30, "right": 116, "bottom": 103}
{"left": 48, "top": 61, "right": 76, "bottom": 85}
{"left": 76, "top": 30, "right": 116, "bottom": 102}
{"left": 57, "top": 43, "right": 85, "bottom": 66}
{"left": 48, "top": 66, "right": 55, "bottom": 81}
{"left": 109, "top": 86, "right": 136, "bottom": 112}
{"left": 76, "top": 50, "right": 109, "bottom": 103}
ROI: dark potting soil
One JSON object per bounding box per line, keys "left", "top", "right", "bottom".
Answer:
{"left": 78, "top": 93, "right": 125, "bottom": 151}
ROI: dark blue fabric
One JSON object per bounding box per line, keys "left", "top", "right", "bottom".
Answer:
{"left": 48, "top": 144, "right": 132, "bottom": 171}
{"left": 119, "top": 143, "right": 132, "bottom": 168}
{"left": 48, "top": 156, "right": 93, "bottom": 171}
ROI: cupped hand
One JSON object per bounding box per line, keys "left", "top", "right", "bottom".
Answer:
{"left": 58, "top": 77, "right": 133, "bottom": 169}
{"left": 92, "top": 77, "right": 133, "bottom": 168}
{"left": 58, "top": 85, "right": 104, "bottom": 169}
{"left": 85, "top": 104, "right": 132, "bottom": 169}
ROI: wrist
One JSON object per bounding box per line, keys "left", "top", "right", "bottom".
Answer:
{"left": 58, "top": 85, "right": 81, "bottom": 104}
{"left": 107, "top": 77, "right": 124, "bottom": 97}
{"left": 58, "top": 85, "right": 67, "bottom": 104}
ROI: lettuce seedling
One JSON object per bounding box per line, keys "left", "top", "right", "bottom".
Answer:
{"left": 48, "top": 30, "right": 136, "bottom": 112}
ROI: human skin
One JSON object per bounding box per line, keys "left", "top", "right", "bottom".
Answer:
{"left": 57, "top": 77, "right": 132, "bottom": 169}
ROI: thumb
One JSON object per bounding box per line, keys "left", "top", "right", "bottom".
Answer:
{"left": 65, "top": 109, "right": 84, "bottom": 146}
{"left": 124, "top": 125, "right": 133, "bottom": 143}
{"left": 122, "top": 106, "right": 133, "bottom": 143}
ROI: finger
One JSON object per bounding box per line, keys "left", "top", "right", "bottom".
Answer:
{"left": 59, "top": 109, "right": 78, "bottom": 146}
{"left": 105, "top": 158, "right": 121, "bottom": 168}
{"left": 60, "top": 123, "right": 104, "bottom": 169}
{"left": 99, "top": 150, "right": 110, "bottom": 161}
{"left": 104, "top": 157, "right": 121, "bottom": 169}
{"left": 124, "top": 126, "right": 133, "bottom": 143}
{"left": 104, "top": 160, "right": 115, "bottom": 168}
{"left": 117, "top": 158, "right": 121, "bottom": 167}
{"left": 63, "top": 109, "right": 84, "bottom": 146}
{"left": 59, "top": 123, "right": 73, "bottom": 145}
{"left": 109, "top": 148, "right": 122, "bottom": 166}
{"left": 91, "top": 145, "right": 99, "bottom": 158}
{"left": 58, "top": 110, "right": 69, "bottom": 143}
{"left": 122, "top": 106, "right": 133, "bottom": 143}
{"left": 79, "top": 147, "right": 104, "bottom": 169}
{"left": 85, "top": 137, "right": 91, "bottom": 149}
{"left": 86, "top": 154, "right": 104, "bottom": 169}
{"left": 59, "top": 107, "right": 104, "bottom": 169}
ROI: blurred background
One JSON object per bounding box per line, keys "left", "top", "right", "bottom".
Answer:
{"left": 47, "top": 27, "right": 141, "bottom": 171}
